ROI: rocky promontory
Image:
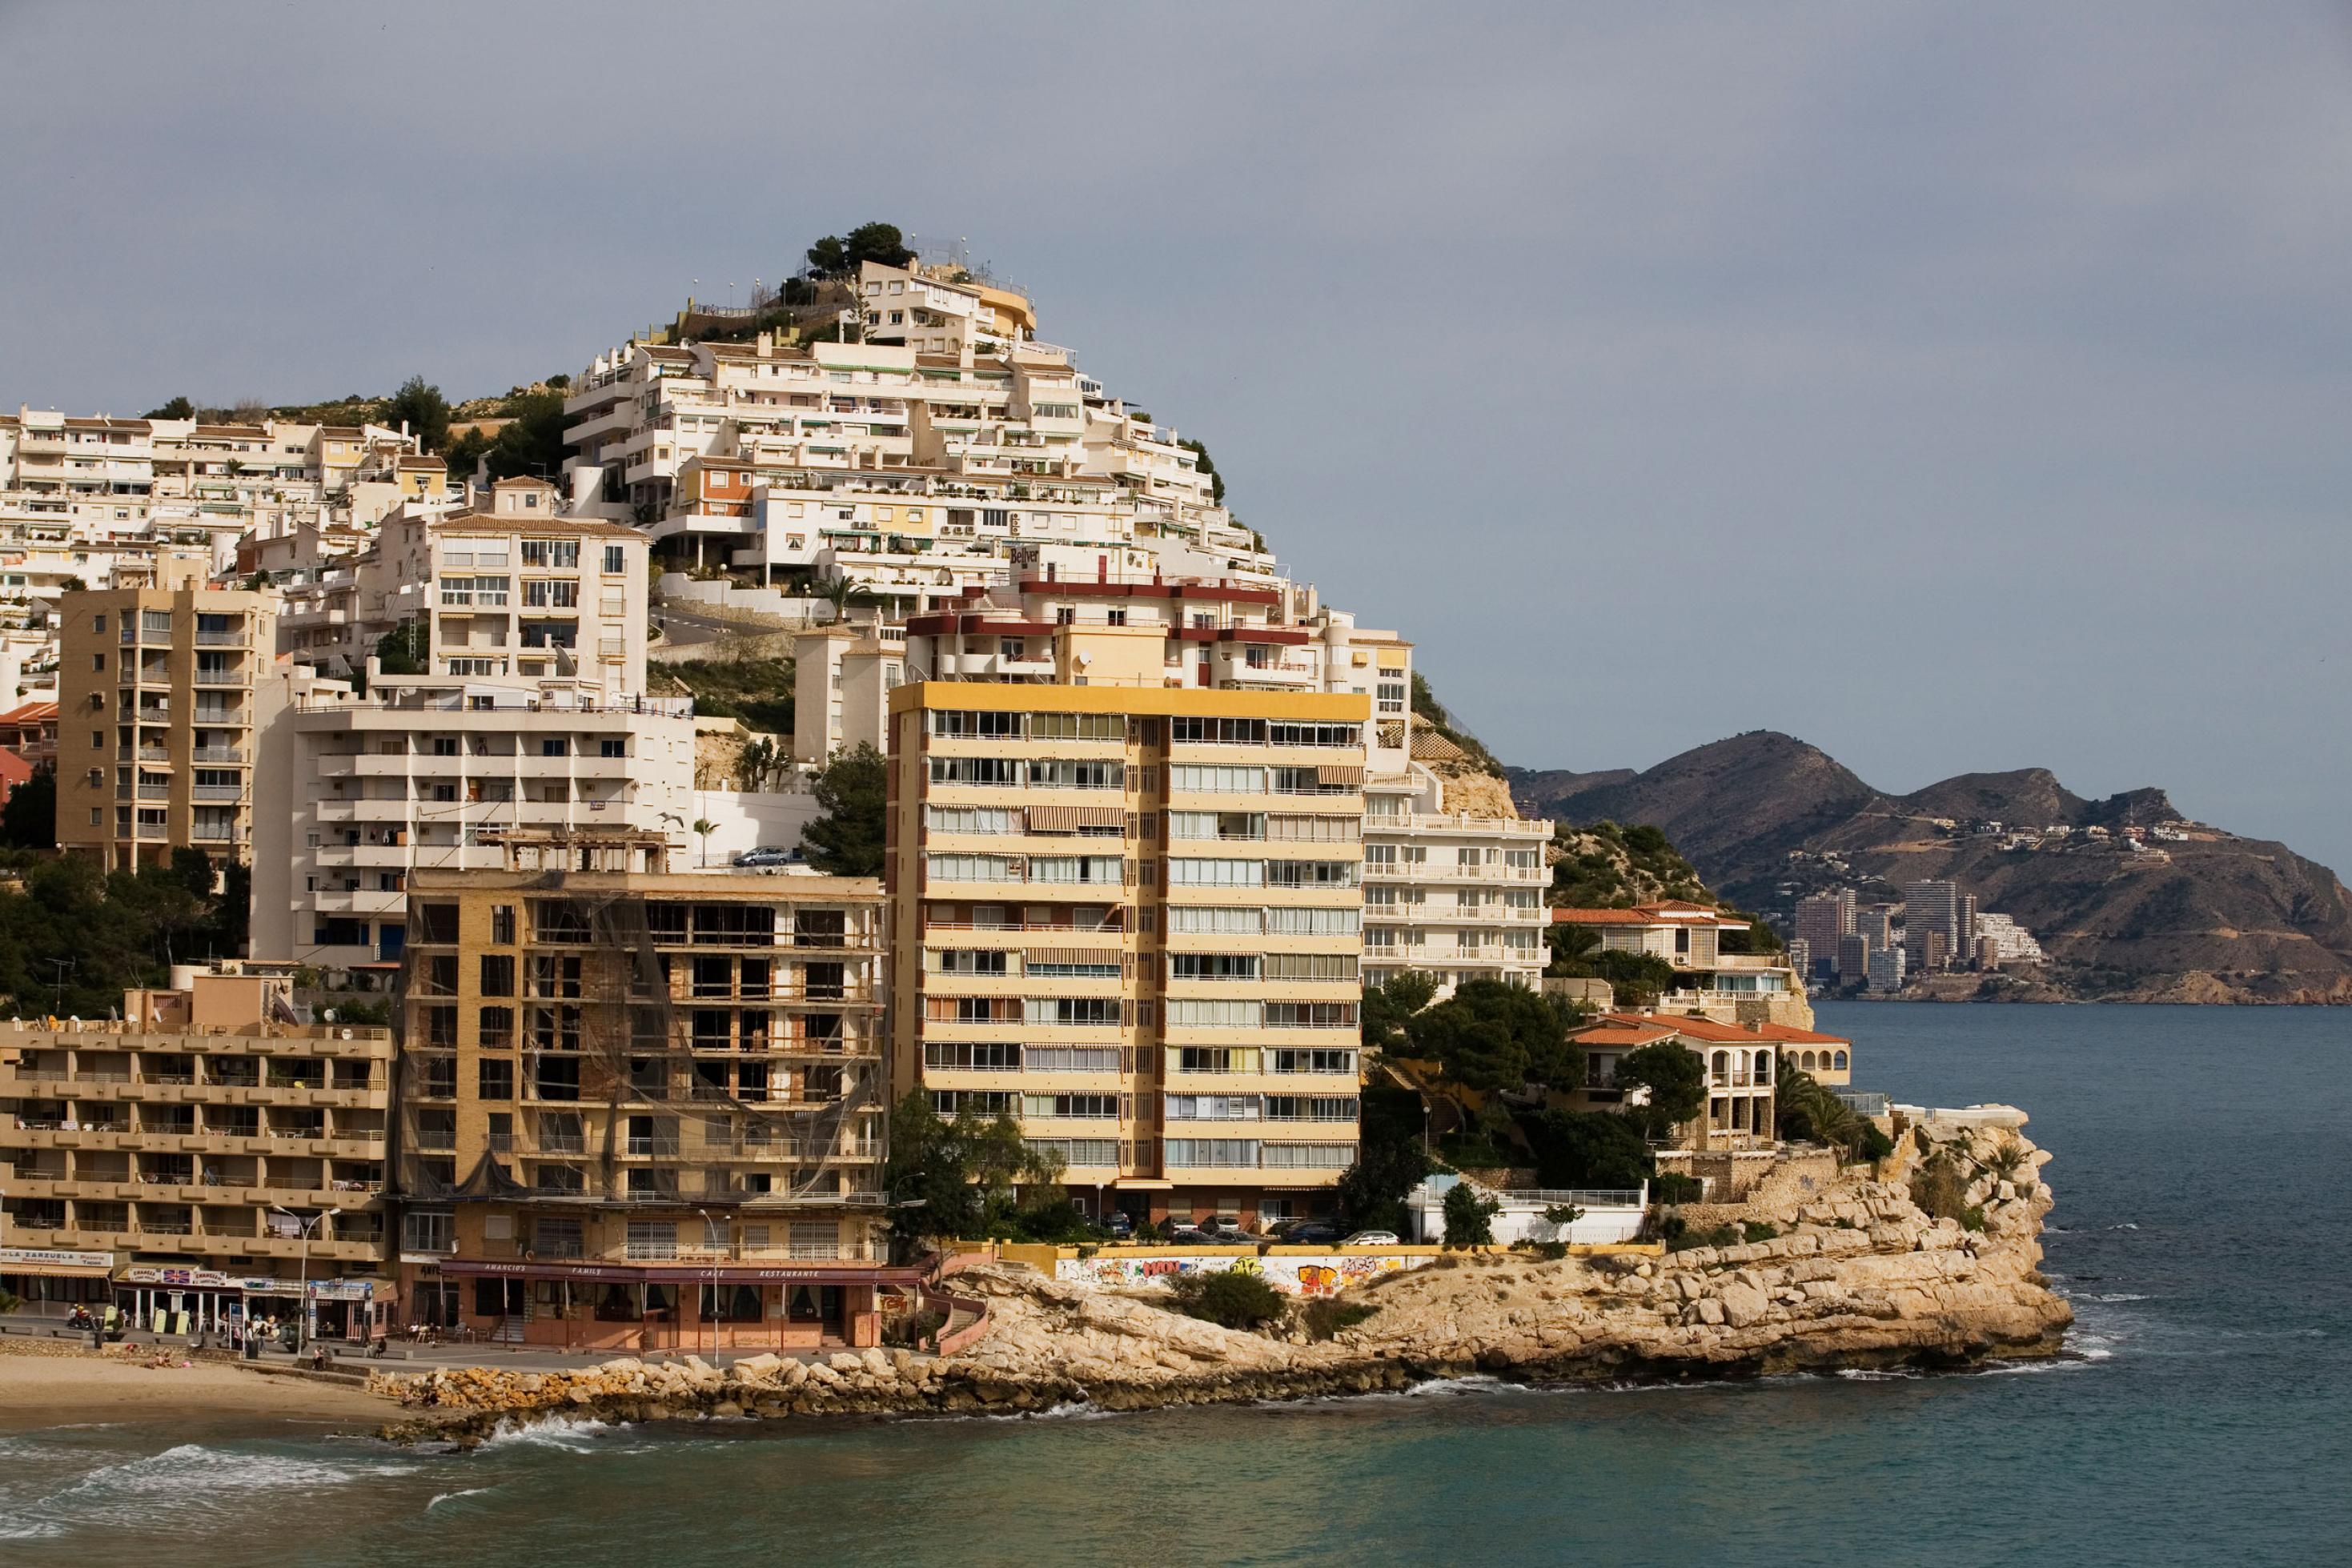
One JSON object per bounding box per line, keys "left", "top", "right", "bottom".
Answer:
{"left": 370, "top": 1124, "right": 2069, "bottom": 1444}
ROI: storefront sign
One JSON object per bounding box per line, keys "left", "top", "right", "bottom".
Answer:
{"left": 0, "top": 1246, "right": 115, "bottom": 1277}
{"left": 116, "top": 1265, "right": 375, "bottom": 1301}
{"left": 437, "top": 1257, "right": 921, "bottom": 1287}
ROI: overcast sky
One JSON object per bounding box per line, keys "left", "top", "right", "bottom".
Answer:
{"left": 6, "top": 3, "right": 2350, "bottom": 870}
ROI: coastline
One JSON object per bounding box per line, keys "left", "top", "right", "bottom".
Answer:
{"left": 0, "top": 1338, "right": 400, "bottom": 1434}
{"left": 370, "top": 1123, "right": 2070, "bottom": 1446}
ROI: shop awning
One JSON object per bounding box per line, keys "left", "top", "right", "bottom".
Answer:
{"left": 0, "top": 1247, "right": 116, "bottom": 1279}
{"left": 435, "top": 1258, "right": 926, "bottom": 1287}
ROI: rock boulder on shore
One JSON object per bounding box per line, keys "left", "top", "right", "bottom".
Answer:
{"left": 370, "top": 1128, "right": 2072, "bottom": 1446}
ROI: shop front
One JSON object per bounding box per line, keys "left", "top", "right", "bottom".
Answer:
{"left": 0, "top": 1246, "right": 118, "bottom": 1315}
{"left": 428, "top": 1258, "right": 921, "bottom": 1352}
{"left": 114, "top": 1265, "right": 391, "bottom": 1343}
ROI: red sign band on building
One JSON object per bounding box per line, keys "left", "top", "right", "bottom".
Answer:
{"left": 434, "top": 1258, "right": 925, "bottom": 1287}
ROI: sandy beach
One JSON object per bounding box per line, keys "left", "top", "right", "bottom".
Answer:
{"left": 0, "top": 1339, "right": 399, "bottom": 1432}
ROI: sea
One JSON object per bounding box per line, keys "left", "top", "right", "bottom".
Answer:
{"left": 2, "top": 1003, "right": 2346, "bottom": 1566}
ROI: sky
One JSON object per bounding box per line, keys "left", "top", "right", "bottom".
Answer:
{"left": 6, "top": 3, "right": 2350, "bottom": 868}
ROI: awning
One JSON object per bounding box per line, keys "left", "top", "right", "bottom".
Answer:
{"left": 1024, "top": 948, "right": 1121, "bottom": 968}
{"left": 1024, "top": 805, "right": 1123, "bottom": 832}
{"left": 1317, "top": 764, "right": 1364, "bottom": 786}
{"left": 0, "top": 1247, "right": 115, "bottom": 1280}
{"left": 435, "top": 1258, "right": 926, "bottom": 1287}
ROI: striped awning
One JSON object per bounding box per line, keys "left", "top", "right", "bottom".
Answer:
{"left": 1025, "top": 947, "right": 1122, "bottom": 968}
{"left": 1025, "top": 805, "right": 1124, "bottom": 832}
{"left": 1317, "top": 764, "right": 1364, "bottom": 786}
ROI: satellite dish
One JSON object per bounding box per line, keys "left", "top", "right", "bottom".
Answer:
{"left": 1076, "top": 651, "right": 1092, "bottom": 665}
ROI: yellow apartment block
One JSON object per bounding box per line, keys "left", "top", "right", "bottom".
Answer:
{"left": 888, "top": 681, "right": 1370, "bottom": 1229}
{"left": 394, "top": 837, "right": 904, "bottom": 1351}
{"left": 0, "top": 968, "right": 394, "bottom": 1338}
{"left": 57, "top": 570, "right": 274, "bottom": 870}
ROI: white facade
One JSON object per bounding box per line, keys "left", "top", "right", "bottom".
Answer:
{"left": 251, "top": 482, "right": 694, "bottom": 969}
{"left": 1362, "top": 764, "right": 1550, "bottom": 993}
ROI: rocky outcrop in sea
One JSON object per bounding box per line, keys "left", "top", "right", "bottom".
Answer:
{"left": 370, "top": 1125, "right": 2069, "bottom": 1445}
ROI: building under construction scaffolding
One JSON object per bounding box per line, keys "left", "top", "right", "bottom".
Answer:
{"left": 392, "top": 831, "right": 905, "bottom": 1350}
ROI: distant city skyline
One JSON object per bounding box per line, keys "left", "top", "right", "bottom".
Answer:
{"left": 6, "top": 3, "right": 2348, "bottom": 870}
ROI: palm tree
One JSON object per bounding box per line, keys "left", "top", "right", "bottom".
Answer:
{"left": 692, "top": 818, "right": 716, "bottom": 868}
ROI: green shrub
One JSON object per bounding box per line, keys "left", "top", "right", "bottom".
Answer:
{"left": 1741, "top": 1221, "right": 1779, "bottom": 1244}
{"left": 1651, "top": 1172, "right": 1704, "bottom": 1204}
{"left": 1960, "top": 1205, "right": 1987, "bottom": 1233}
{"left": 1296, "top": 1299, "right": 1379, "bottom": 1341}
{"left": 1442, "top": 1182, "right": 1501, "bottom": 1248}
{"left": 1530, "top": 1240, "right": 1569, "bottom": 1261}
{"left": 0, "top": 1287, "right": 21, "bottom": 1314}
{"left": 1663, "top": 1222, "right": 1742, "bottom": 1252}
{"left": 1166, "top": 1269, "right": 1286, "bottom": 1330}
{"left": 1909, "top": 1150, "right": 1973, "bottom": 1224}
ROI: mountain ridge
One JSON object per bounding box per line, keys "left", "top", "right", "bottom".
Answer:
{"left": 1509, "top": 731, "right": 2352, "bottom": 1003}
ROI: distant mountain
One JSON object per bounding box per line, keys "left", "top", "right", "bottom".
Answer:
{"left": 1509, "top": 732, "right": 2352, "bottom": 1003}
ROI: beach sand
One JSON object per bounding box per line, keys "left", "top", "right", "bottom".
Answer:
{"left": 0, "top": 1341, "right": 398, "bottom": 1432}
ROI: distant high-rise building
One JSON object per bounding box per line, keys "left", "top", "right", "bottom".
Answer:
{"left": 1856, "top": 904, "right": 1895, "bottom": 948}
{"left": 1867, "top": 944, "right": 1907, "bottom": 994}
{"left": 1903, "top": 880, "right": 1960, "bottom": 970}
{"left": 1796, "top": 892, "right": 1854, "bottom": 980}
{"left": 1786, "top": 936, "right": 1811, "bottom": 981}
{"left": 1957, "top": 893, "right": 1979, "bottom": 969}
{"left": 1837, "top": 932, "right": 1871, "bottom": 985}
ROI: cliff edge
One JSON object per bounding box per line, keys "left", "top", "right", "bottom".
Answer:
{"left": 371, "top": 1126, "right": 2069, "bottom": 1439}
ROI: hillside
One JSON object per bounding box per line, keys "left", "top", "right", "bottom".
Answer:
{"left": 1511, "top": 732, "right": 2352, "bottom": 1004}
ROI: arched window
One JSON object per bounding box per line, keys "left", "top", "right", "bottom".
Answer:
{"left": 1833, "top": 1049, "right": 1848, "bottom": 1070}
{"left": 1801, "top": 1050, "right": 1817, "bottom": 1070}
{"left": 1711, "top": 1051, "right": 1729, "bottom": 1083}
{"left": 1755, "top": 1049, "right": 1772, "bottom": 1077}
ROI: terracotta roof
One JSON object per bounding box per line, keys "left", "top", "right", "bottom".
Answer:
{"left": 1550, "top": 903, "right": 1746, "bottom": 929}
{"left": 1569, "top": 1023, "right": 1679, "bottom": 1047}
{"left": 1410, "top": 726, "right": 1466, "bottom": 763}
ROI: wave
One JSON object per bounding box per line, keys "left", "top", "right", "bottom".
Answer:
{"left": 3, "top": 1441, "right": 417, "bottom": 1538}
{"left": 2105, "top": 1223, "right": 2141, "bottom": 1231}
{"left": 478, "top": 1415, "right": 626, "bottom": 1452}
{"left": 427, "top": 1487, "right": 497, "bottom": 1511}
{"left": 2093, "top": 1293, "right": 2151, "bottom": 1303}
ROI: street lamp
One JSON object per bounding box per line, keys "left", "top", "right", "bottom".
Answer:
{"left": 694, "top": 1207, "right": 721, "bottom": 1358}
{"left": 271, "top": 1205, "right": 341, "bottom": 1355}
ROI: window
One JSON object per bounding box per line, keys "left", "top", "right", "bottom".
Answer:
{"left": 1025, "top": 759, "right": 1122, "bottom": 789}
{"left": 1170, "top": 764, "right": 1265, "bottom": 794}
{"left": 480, "top": 955, "right": 515, "bottom": 997}
{"left": 479, "top": 1006, "right": 515, "bottom": 1049}
{"left": 1266, "top": 906, "right": 1361, "bottom": 936}
{"left": 603, "top": 544, "right": 627, "bottom": 574}
{"left": 931, "top": 948, "right": 1009, "bottom": 976}
{"left": 1170, "top": 858, "right": 1263, "bottom": 887}
{"left": 1166, "top": 1139, "right": 1260, "bottom": 1169}
{"left": 1028, "top": 855, "right": 1122, "bottom": 885}
{"left": 926, "top": 852, "right": 1021, "bottom": 884}
{"left": 421, "top": 1054, "right": 458, "bottom": 1097}
{"left": 923, "top": 1041, "right": 1021, "bottom": 1070}
{"left": 600, "top": 739, "right": 625, "bottom": 758}
{"left": 1171, "top": 716, "right": 1266, "bottom": 744}
{"left": 1024, "top": 1093, "right": 1118, "bottom": 1119}
{"left": 929, "top": 755, "right": 1021, "bottom": 786}
{"left": 1166, "top": 999, "right": 1262, "bottom": 1029}
{"left": 1025, "top": 997, "right": 1122, "bottom": 1026}
{"left": 521, "top": 539, "right": 580, "bottom": 568}
{"left": 1170, "top": 952, "right": 1260, "bottom": 981}
{"left": 524, "top": 579, "right": 579, "bottom": 608}
{"left": 478, "top": 1059, "right": 514, "bottom": 1100}
{"left": 1167, "top": 905, "right": 1262, "bottom": 935}
{"left": 926, "top": 806, "right": 1015, "bottom": 835}
{"left": 491, "top": 905, "right": 516, "bottom": 944}
{"left": 1166, "top": 1094, "right": 1261, "bottom": 1121}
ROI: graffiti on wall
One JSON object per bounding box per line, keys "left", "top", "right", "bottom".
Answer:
{"left": 1058, "top": 1251, "right": 1425, "bottom": 1295}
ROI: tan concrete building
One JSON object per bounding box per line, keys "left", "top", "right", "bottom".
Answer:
{"left": 0, "top": 967, "right": 394, "bottom": 1336}
{"left": 888, "top": 680, "right": 1369, "bottom": 1229}
{"left": 55, "top": 559, "right": 274, "bottom": 869}
{"left": 1551, "top": 902, "right": 1813, "bottom": 1028}
{"left": 391, "top": 835, "right": 900, "bottom": 1350}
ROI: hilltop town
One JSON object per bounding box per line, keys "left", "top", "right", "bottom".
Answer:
{"left": 0, "top": 227, "right": 2056, "bottom": 1390}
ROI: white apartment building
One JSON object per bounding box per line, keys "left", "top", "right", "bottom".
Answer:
{"left": 251, "top": 480, "right": 693, "bottom": 970}
{"left": 1363, "top": 753, "right": 1551, "bottom": 994}
{"left": 559, "top": 283, "right": 1262, "bottom": 592}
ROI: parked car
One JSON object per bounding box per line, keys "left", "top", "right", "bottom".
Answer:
{"left": 732, "top": 847, "right": 793, "bottom": 868}
{"left": 1278, "top": 1221, "right": 1342, "bottom": 1246}
{"left": 1342, "top": 1230, "right": 1400, "bottom": 1248}
{"left": 1102, "top": 1210, "right": 1134, "bottom": 1239}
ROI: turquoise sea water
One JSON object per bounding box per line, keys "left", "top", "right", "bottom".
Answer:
{"left": 2, "top": 1003, "right": 2346, "bottom": 1566}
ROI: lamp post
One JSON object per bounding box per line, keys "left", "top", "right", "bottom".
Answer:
{"left": 272, "top": 1205, "right": 341, "bottom": 1355}
{"left": 694, "top": 1207, "right": 720, "bottom": 1358}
